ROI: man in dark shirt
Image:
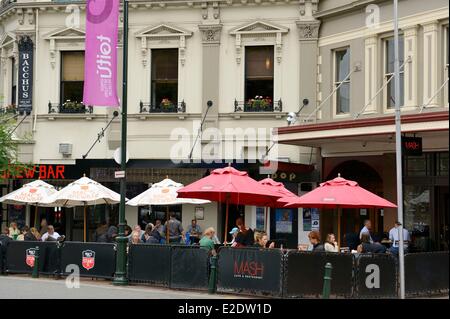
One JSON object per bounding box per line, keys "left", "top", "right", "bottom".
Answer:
{"left": 165, "top": 212, "right": 184, "bottom": 244}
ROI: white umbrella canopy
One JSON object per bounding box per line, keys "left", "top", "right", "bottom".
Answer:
{"left": 0, "top": 180, "right": 58, "bottom": 206}
{"left": 41, "top": 176, "right": 121, "bottom": 207}
{"left": 127, "top": 178, "right": 210, "bottom": 206}
{"left": 40, "top": 176, "right": 123, "bottom": 242}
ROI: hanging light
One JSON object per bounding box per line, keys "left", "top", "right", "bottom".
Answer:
{"left": 265, "top": 57, "right": 271, "bottom": 70}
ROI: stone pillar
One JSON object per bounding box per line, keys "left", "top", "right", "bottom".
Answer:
{"left": 422, "top": 21, "right": 439, "bottom": 108}
{"left": 296, "top": 19, "right": 321, "bottom": 119}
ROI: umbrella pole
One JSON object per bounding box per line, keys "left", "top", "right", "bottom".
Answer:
{"left": 264, "top": 206, "right": 268, "bottom": 233}
{"left": 34, "top": 205, "right": 38, "bottom": 228}
{"left": 337, "top": 207, "right": 341, "bottom": 250}
{"left": 224, "top": 200, "right": 229, "bottom": 244}
{"left": 84, "top": 205, "right": 87, "bottom": 243}
{"left": 166, "top": 205, "right": 170, "bottom": 244}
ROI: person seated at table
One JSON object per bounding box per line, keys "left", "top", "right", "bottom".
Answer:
{"left": 186, "top": 219, "right": 202, "bottom": 244}
{"left": 41, "top": 225, "right": 61, "bottom": 242}
{"left": 388, "top": 221, "right": 410, "bottom": 256}
{"left": 130, "top": 230, "right": 142, "bottom": 244}
{"left": 324, "top": 233, "right": 339, "bottom": 252}
{"left": 308, "top": 230, "right": 325, "bottom": 252}
{"left": 199, "top": 227, "right": 217, "bottom": 256}
{"left": 232, "top": 217, "right": 254, "bottom": 247}
{"left": 253, "top": 231, "right": 275, "bottom": 248}
{"left": 25, "top": 227, "right": 40, "bottom": 241}
{"left": 8, "top": 222, "right": 20, "bottom": 240}
{"left": 359, "top": 220, "right": 375, "bottom": 243}
{"left": 16, "top": 226, "right": 30, "bottom": 241}
{"left": 228, "top": 227, "right": 239, "bottom": 245}
{"left": 357, "top": 233, "right": 386, "bottom": 254}
{"left": 141, "top": 224, "right": 159, "bottom": 244}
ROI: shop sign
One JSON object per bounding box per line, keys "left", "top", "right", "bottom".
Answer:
{"left": 18, "top": 36, "right": 34, "bottom": 115}
{"left": 402, "top": 136, "right": 422, "bottom": 156}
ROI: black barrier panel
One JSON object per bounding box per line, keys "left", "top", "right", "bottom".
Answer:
{"left": 405, "top": 252, "right": 449, "bottom": 296}
{"left": 5, "top": 241, "right": 60, "bottom": 275}
{"left": 128, "top": 244, "right": 171, "bottom": 286}
{"left": 355, "top": 254, "right": 397, "bottom": 298}
{"left": 0, "top": 243, "right": 4, "bottom": 274}
{"left": 284, "top": 251, "right": 353, "bottom": 298}
{"left": 60, "top": 242, "right": 116, "bottom": 279}
{"left": 170, "top": 246, "right": 209, "bottom": 290}
{"left": 217, "top": 247, "right": 283, "bottom": 297}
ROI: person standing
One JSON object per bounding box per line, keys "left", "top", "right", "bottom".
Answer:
{"left": 388, "top": 221, "right": 410, "bottom": 256}
{"left": 165, "top": 212, "right": 184, "bottom": 244}
{"left": 39, "top": 219, "right": 48, "bottom": 237}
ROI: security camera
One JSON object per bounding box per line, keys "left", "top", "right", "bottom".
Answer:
{"left": 207, "top": 100, "right": 213, "bottom": 108}
{"left": 113, "top": 111, "right": 119, "bottom": 117}
{"left": 303, "top": 98, "right": 309, "bottom": 106}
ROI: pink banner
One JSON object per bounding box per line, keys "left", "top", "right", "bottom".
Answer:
{"left": 83, "top": 0, "right": 120, "bottom": 107}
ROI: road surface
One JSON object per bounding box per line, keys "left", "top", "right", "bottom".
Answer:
{"left": 0, "top": 275, "right": 242, "bottom": 299}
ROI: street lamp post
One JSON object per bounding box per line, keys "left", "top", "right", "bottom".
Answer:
{"left": 113, "top": 0, "right": 129, "bottom": 286}
{"left": 393, "top": 0, "right": 405, "bottom": 299}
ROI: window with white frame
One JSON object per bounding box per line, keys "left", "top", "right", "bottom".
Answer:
{"left": 333, "top": 48, "right": 350, "bottom": 114}
{"left": 151, "top": 48, "right": 178, "bottom": 112}
{"left": 60, "top": 51, "right": 85, "bottom": 107}
{"left": 245, "top": 46, "right": 274, "bottom": 111}
{"left": 384, "top": 36, "right": 404, "bottom": 109}
{"left": 445, "top": 25, "right": 449, "bottom": 106}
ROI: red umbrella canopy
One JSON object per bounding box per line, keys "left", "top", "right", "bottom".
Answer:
{"left": 258, "top": 178, "right": 298, "bottom": 208}
{"left": 177, "top": 166, "right": 281, "bottom": 206}
{"left": 279, "top": 176, "right": 397, "bottom": 209}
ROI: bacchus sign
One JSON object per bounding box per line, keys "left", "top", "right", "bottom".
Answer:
{"left": 18, "top": 36, "right": 34, "bottom": 115}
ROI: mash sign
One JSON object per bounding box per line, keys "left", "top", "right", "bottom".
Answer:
{"left": 82, "top": 250, "right": 96, "bottom": 270}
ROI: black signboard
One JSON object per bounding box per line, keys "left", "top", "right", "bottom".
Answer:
{"left": 402, "top": 136, "right": 423, "bottom": 156}
{"left": 18, "top": 36, "right": 34, "bottom": 115}
{"left": 217, "top": 247, "right": 283, "bottom": 296}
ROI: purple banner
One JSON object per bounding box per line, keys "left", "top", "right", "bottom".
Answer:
{"left": 83, "top": 0, "right": 120, "bottom": 107}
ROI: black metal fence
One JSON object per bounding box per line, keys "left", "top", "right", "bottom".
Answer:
{"left": 128, "top": 244, "right": 171, "bottom": 287}
{"left": 1, "top": 241, "right": 448, "bottom": 298}
{"left": 405, "top": 251, "right": 449, "bottom": 297}
{"left": 354, "top": 254, "right": 397, "bottom": 298}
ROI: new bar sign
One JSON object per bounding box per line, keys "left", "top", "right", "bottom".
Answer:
{"left": 18, "top": 36, "right": 34, "bottom": 115}
{"left": 402, "top": 136, "right": 422, "bottom": 156}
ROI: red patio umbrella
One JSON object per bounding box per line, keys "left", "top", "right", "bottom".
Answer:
{"left": 177, "top": 166, "right": 281, "bottom": 243}
{"left": 278, "top": 175, "right": 397, "bottom": 248}
{"left": 258, "top": 178, "right": 298, "bottom": 232}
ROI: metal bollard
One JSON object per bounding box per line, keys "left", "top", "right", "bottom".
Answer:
{"left": 208, "top": 255, "right": 218, "bottom": 294}
{"left": 32, "top": 246, "right": 40, "bottom": 279}
{"left": 322, "top": 262, "right": 333, "bottom": 299}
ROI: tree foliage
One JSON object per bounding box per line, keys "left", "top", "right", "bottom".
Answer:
{"left": 0, "top": 112, "right": 20, "bottom": 178}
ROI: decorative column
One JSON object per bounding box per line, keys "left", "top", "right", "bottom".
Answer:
{"left": 296, "top": 19, "right": 321, "bottom": 119}
{"left": 364, "top": 36, "right": 378, "bottom": 113}
{"left": 421, "top": 21, "right": 439, "bottom": 108}
{"left": 403, "top": 26, "right": 418, "bottom": 108}
{"left": 198, "top": 23, "right": 222, "bottom": 118}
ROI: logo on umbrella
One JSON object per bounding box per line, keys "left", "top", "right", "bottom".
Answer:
{"left": 25, "top": 248, "right": 36, "bottom": 268}
{"left": 81, "top": 185, "right": 89, "bottom": 191}
{"left": 29, "top": 188, "right": 37, "bottom": 194}
{"left": 161, "top": 188, "right": 170, "bottom": 194}
{"left": 322, "top": 197, "right": 336, "bottom": 202}
{"left": 201, "top": 185, "right": 214, "bottom": 190}
{"left": 81, "top": 250, "right": 96, "bottom": 270}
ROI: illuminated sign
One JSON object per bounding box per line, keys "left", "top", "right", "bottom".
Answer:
{"left": 402, "top": 137, "right": 423, "bottom": 156}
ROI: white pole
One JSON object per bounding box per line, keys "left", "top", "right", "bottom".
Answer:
{"left": 393, "top": 0, "right": 405, "bottom": 299}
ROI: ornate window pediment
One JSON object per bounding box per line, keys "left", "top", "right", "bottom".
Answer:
{"left": 44, "top": 27, "right": 85, "bottom": 41}
{"left": 230, "top": 20, "right": 289, "bottom": 64}
{"left": 44, "top": 27, "right": 85, "bottom": 69}
{"left": 230, "top": 20, "right": 289, "bottom": 35}
{"left": 136, "top": 24, "right": 193, "bottom": 67}
{"left": 136, "top": 24, "right": 192, "bottom": 39}
{"left": 0, "top": 32, "right": 16, "bottom": 48}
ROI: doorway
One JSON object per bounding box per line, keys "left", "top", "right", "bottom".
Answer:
{"left": 436, "top": 186, "right": 449, "bottom": 251}
{"left": 221, "top": 203, "right": 245, "bottom": 243}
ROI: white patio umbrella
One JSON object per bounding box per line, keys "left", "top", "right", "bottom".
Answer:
{"left": 127, "top": 178, "right": 210, "bottom": 242}
{"left": 41, "top": 175, "right": 122, "bottom": 242}
{"left": 0, "top": 180, "right": 59, "bottom": 228}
